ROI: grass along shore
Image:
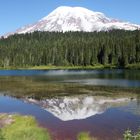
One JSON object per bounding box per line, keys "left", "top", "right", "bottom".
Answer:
{"left": 28, "top": 64, "right": 116, "bottom": 70}
{"left": 0, "top": 64, "right": 115, "bottom": 70}
{"left": 0, "top": 63, "right": 140, "bottom": 70}
{"left": 0, "top": 114, "right": 51, "bottom": 140}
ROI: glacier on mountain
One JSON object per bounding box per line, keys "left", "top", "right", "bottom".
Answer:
{"left": 4, "top": 6, "right": 140, "bottom": 37}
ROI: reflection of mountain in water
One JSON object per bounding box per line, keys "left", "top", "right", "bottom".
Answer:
{"left": 26, "top": 95, "right": 132, "bottom": 121}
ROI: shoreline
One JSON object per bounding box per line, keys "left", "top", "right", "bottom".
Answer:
{"left": 0, "top": 64, "right": 140, "bottom": 70}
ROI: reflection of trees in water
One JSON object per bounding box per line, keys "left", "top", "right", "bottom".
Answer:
{"left": 0, "top": 76, "right": 140, "bottom": 100}
{"left": 123, "top": 70, "right": 140, "bottom": 80}
{"left": 100, "top": 70, "right": 140, "bottom": 80}
{"left": 136, "top": 95, "right": 140, "bottom": 106}
{"left": 124, "top": 95, "right": 140, "bottom": 116}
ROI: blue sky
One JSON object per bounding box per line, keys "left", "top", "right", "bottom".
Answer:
{"left": 0, "top": 0, "right": 140, "bottom": 35}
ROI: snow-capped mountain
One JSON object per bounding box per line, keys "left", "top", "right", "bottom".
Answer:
{"left": 5, "top": 6, "right": 140, "bottom": 37}
{"left": 26, "top": 95, "right": 131, "bottom": 121}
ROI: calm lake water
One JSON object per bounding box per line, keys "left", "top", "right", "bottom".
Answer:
{"left": 0, "top": 69, "right": 140, "bottom": 140}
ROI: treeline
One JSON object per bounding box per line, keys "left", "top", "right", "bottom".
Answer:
{"left": 0, "top": 30, "right": 140, "bottom": 67}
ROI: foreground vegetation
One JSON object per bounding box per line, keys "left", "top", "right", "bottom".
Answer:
{"left": 124, "top": 129, "right": 140, "bottom": 140}
{"left": 77, "top": 132, "right": 97, "bottom": 140}
{"left": 0, "top": 114, "right": 51, "bottom": 140}
{"left": 77, "top": 128, "right": 140, "bottom": 140}
{"left": 1, "top": 114, "right": 140, "bottom": 140}
{"left": 0, "top": 30, "right": 140, "bottom": 68}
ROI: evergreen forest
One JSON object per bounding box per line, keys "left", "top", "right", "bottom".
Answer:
{"left": 0, "top": 30, "right": 140, "bottom": 68}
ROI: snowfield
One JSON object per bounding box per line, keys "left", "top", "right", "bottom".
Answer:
{"left": 4, "top": 6, "right": 140, "bottom": 37}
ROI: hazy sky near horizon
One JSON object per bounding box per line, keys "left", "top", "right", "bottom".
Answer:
{"left": 0, "top": 0, "right": 140, "bottom": 35}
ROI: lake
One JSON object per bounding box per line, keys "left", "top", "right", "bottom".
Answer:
{"left": 0, "top": 69, "right": 140, "bottom": 140}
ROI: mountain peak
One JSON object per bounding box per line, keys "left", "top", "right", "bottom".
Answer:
{"left": 41, "top": 6, "right": 108, "bottom": 22}
{"left": 52, "top": 6, "right": 104, "bottom": 14}
{"left": 4, "top": 6, "right": 140, "bottom": 37}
